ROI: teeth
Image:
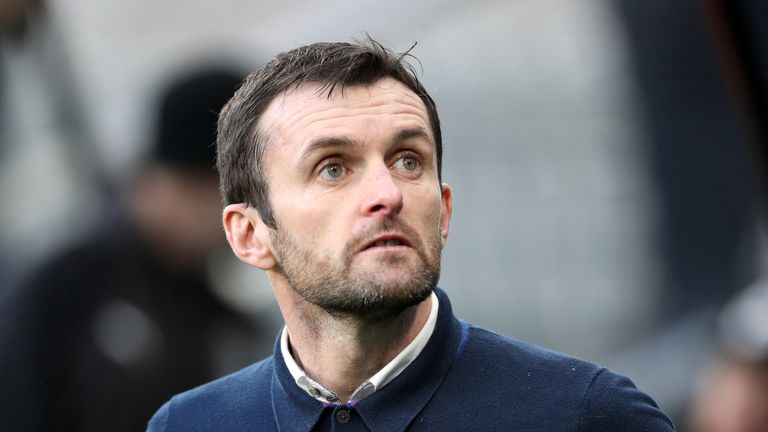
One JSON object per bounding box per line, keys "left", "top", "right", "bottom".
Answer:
{"left": 373, "top": 239, "right": 401, "bottom": 247}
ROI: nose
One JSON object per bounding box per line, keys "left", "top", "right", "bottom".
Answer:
{"left": 360, "top": 164, "right": 404, "bottom": 217}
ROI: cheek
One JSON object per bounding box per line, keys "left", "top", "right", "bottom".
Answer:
{"left": 409, "top": 185, "right": 443, "bottom": 219}
{"left": 273, "top": 194, "right": 346, "bottom": 246}
{"left": 403, "top": 187, "right": 444, "bottom": 241}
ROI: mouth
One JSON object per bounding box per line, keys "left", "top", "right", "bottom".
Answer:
{"left": 359, "top": 234, "right": 413, "bottom": 252}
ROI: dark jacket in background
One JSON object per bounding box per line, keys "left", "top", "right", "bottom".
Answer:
{"left": 0, "top": 220, "right": 266, "bottom": 432}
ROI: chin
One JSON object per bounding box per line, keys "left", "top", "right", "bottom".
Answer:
{"left": 281, "top": 243, "right": 441, "bottom": 316}
{"left": 326, "top": 286, "right": 432, "bottom": 317}
{"left": 323, "top": 268, "right": 438, "bottom": 315}
{"left": 293, "top": 268, "right": 436, "bottom": 316}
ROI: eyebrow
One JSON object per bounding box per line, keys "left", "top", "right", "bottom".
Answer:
{"left": 392, "top": 126, "right": 434, "bottom": 147}
{"left": 297, "top": 126, "right": 434, "bottom": 167}
{"left": 297, "top": 136, "right": 359, "bottom": 167}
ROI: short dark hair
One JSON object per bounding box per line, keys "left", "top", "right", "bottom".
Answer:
{"left": 216, "top": 38, "right": 442, "bottom": 229}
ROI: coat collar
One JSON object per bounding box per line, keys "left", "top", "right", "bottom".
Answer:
{"left": 270, "top": 288, "right": 468, "bottom": 432}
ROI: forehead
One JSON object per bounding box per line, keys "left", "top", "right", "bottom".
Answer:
{"left": 258, "top": 77, "right": 433, "bottom": 149}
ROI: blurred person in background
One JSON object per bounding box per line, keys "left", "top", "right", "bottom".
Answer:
{"left": 0, "top": 66, "right": 268, "bottom": 432}
{"left": 687, "top": 278, "right": 768, "bottom": 432}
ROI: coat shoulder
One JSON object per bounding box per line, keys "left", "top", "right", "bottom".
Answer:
{"left": 463, "top": 325, "right": 604, "bottom": 378}
{"left": 428, "top": 324, "right": 675, "bottom": 431}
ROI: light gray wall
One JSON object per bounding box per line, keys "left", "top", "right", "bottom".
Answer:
{"left": 25, "top": 0, "right": 662, "bottom": 359}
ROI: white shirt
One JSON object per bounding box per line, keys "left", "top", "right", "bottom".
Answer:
{"left": 280, "top": 292, "right": 439, "bottom": 404}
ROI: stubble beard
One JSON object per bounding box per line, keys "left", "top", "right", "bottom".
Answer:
{"left": 270, "top": 218, "right": 442, "bottom": 316}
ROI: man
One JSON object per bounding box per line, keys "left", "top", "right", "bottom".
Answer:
{"left": 149, "top": 39, "right": 675, "bottom": 431}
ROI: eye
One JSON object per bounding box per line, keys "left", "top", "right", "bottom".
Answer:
{"left": 394, "top": 155, "right": 421, "bottom": 173}
{"left": 319, "top": 162, "right": 347, "bottom": 180}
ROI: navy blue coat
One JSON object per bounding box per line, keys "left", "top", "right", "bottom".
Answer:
{"left": 149, "top": 289, "right": 674, "bottom": 431}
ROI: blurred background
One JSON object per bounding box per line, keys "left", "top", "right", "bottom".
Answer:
{"left": 1, "top": 0, "right": 767, "bottom": 430}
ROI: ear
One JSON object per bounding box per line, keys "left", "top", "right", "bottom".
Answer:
{"left": 222, "top": 203, "right": 276, "bottom": 270}
{"left": 439, "top": 183, "right": 453, "bottom": 245}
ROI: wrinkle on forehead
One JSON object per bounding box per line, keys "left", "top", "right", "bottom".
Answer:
{"left": 260, "top": 77, "right": 431, "bottom": 148}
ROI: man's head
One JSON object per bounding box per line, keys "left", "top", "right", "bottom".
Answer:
{"left": 217, "top": 39, "right": 442, "bottom": 229}
{"left": 220, "top": 39, "right": 452, "bottom": 316}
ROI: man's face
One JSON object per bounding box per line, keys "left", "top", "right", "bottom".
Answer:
{"left": 259, "top": 77, "right": 452, "bottom": 315}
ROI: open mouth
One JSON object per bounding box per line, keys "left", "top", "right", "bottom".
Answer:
{"left": 371, "top": 238, "right": 404, "bottom": 247}
{"left": 361, "top": 235, "right": 412, "bottom": 251}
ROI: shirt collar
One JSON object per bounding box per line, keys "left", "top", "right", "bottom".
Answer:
{"left": 280, "top": 291, "right": 440, "bottom": 404}
{"left": 271, "top": 287, "right": 470, "bottom": 432}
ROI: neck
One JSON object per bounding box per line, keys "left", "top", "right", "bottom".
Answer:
{"left": 271, "top": 275, "right": 432, "bottom": 403}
